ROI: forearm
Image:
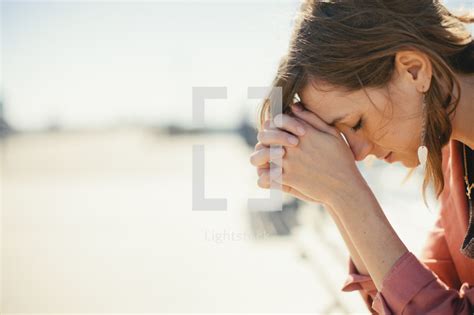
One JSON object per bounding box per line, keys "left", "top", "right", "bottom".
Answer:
{"left": 330, "top": 179, "right": 408, "bottom": 290}
{"left": 325, "top": 205, "right": 369, "bottom": 276}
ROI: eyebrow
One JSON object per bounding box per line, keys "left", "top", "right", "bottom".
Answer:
{"left": 328, "top": 114, "right": 349, "bottom": 127}
{"left": 300, "top": 99, "right": 349, "bottom": 126}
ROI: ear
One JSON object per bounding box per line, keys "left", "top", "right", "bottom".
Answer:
{"left": 394, "top": 50, "right": 432, "bottom": 93}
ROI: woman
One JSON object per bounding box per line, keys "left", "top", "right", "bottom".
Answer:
{"left": 250, "top": 1, "right": 474, "bottom": 314}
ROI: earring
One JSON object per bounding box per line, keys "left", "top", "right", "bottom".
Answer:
{"left": 417, "top": 92, "right": 428, "bottom": 168}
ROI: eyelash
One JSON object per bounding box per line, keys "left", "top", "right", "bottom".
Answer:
{"left": 351, "top": 118, "right": 363, "bottom": 132}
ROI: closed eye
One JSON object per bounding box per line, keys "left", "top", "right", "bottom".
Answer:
{"left": 351, "top": 118, "right": 363, "bottom": 132}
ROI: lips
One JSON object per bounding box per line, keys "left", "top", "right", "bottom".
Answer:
{"left": 384, "top": 152, "right": 393, "bottom": 162}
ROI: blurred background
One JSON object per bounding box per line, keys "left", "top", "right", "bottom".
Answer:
{"left": 1, "top": 0, "right": 473, "bottom": 313}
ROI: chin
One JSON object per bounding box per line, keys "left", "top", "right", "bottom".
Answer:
{"left": 384, "top": 152, "right": 418, "bottom": 168}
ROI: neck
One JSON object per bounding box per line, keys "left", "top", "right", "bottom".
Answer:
{"left": 451, "top": 72, "right": 474, "bottom": 149}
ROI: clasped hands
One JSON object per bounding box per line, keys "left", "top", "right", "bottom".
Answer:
{"left": 250, "top": 102, "right": 366, "bottom": 209}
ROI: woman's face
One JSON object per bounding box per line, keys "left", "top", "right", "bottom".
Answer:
{"left": 299, "top": 75, "right": 424, "bottom": 167}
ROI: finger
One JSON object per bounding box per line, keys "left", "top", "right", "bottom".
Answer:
{"left": 255, "top": 142, "right": 283, "bottom": 160}
{"left": 254, "top": 142, "right": 266, "bottom": 151}
{"left": 257, "top": 164, "right": 269, "bottom": 176}
{"left": 255, "top": 142, "right": 289, "bottom": 156}
{"left": 257, "top": 129, "right": 299, "bottom": 147}
{"left": 258, "top": 172, "right": 316, "bottom": 203}
{"left": 263, "top": 119, "right": 277, "bottom": 130}
{"left": 257, "top": 167, "right": 283, "bottom": 189}
{"left": 257, "top": 169, "right": 270, "bottom": 188}
{"left": 273, "top": 113, "right": 306, "bottom": 136}
{"left": 250, "top": 146, "right": 285, "bottom": 167}
{"left": 291, "top": 103, "right": 340, "bottom": 138}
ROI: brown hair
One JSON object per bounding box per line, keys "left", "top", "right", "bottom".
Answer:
{"left": 259, "top": 0, "right": 474, "bottom": 201}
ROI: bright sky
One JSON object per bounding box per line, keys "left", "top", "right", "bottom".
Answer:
{"left": 0, "top": 0, "right": 472, "bottom": 130}
{"left": 1, "top": 1, "right": 298, "bottom": 130}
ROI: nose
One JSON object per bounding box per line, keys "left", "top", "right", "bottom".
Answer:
{"left": 342, "top": 132, "right": 373, "bottom": 162}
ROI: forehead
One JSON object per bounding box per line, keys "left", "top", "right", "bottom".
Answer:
{"left": 298, "top": 80, "right": 357, "bottom": 123}
{"left": 299, "top": 81, "right": 343, "bottom": 109}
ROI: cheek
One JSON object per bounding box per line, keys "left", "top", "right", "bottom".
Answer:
{"left": 368, "top": 114, "right": 421, "bottom": 150}
{"left": 387, "top": 93, "right": 423, "bottom": 151}
{"left": 379, "top": 124, "right": 421, "bottom": 167}
{"left": 365, "top": 119, "right": 401, "bottom": 149}
{"left": 360, "top": 87, "right": 425, "bottom": 157}
{"left": 364, "top": 118, "right": 421, "bottom": 166}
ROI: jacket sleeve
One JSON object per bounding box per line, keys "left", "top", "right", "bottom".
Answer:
{"left": 343, "top": 214, "right": 473, "bottom": 314}
{"left": 371, "top": 251, "right": 474, "bottom": 315}
{"left": 341, "top": 257, "right": 377, "bottom": 313}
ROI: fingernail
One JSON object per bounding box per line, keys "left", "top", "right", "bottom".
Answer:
{"left": 292, "top": 103, "right": 303, "bottom": 112}
{"left": 288, "top": 136, "right": 299, "bottom": 145}
{"left": 296, "top": 126, "right": 305, "bottom": 136}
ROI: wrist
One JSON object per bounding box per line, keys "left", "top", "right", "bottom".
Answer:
{"left": 328, "top": 175, "right": 375, "bottom": 215}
